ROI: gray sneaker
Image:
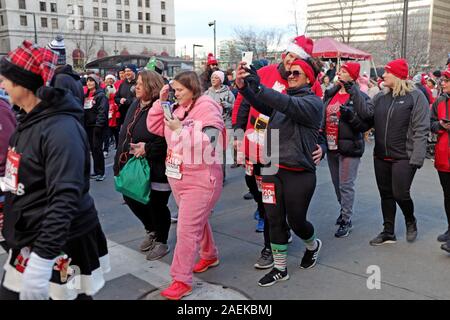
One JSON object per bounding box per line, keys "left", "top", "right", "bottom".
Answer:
{"left": 254, "top": 248, "right": 274, "bottom": 269}
{"left": 140, "top": 232, "right": 156, "bottom": 252}
{"left": 146, "top": 242, "right": 170, "bottom": 261}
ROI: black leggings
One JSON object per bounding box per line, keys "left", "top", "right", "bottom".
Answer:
{"left": 124, "top": 190, "right": 171, "bottom": 243}
{"left": 374, "top": 158, "right": 417, "bottom": 234}
{"left": 86, "top": 126, "right": 105, "bottom": 176}
{"left": 245, "top": 164, "right": 270, "bottom": 249}
{"left": 263, "top": 168, "right": 316, "bottom": 244}
{"left": 438, "top": 171, "right": 450, "bottom": 229}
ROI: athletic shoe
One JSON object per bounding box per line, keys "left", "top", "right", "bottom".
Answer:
{"left": 193, "top": 258, "right": 219, "bottom": 273}
{"left": 254, "top": 248, "right": 274, "bottom": 269}
{"left": 140, "top": 231, "right": 156, "bottom": 252}
{"left": 335, "top": 221, "right": 353, "bottom": 238}
{"left": 300, "top": 239, "right": 322, "bottom": 269}
{"left": 96, "top": 175, "right": 105, "bottom": 181}
{"left": 243, "top": 192, "right": 254, "bottom": 200}
{"left": 287, "top": 231, "right": 293, "bottom": 244}
{"left": 335, "top": 214, "right": 343, "bottom": 226}
{"left": 146, "top": 242, "right": 170, "bottom": 261}
{"left": 103, "top": 151, "right": 109, "bottom": 157}
{"left": 369, "top": 232, "right": 397, "bottom": 246}
{"left": 437, "top": 230, "right": 450, "bottom": 242}
{"left": 256, "top": 217, "right": 264, "bottom": 233}
{"left": 406, "top": 220, "right": 418, "bottom": 243}
{"left": 90, "top": 174, "right": 99, "bottom": 180}
{"left": 441, "top": 241, "right": 450, "bottom": 253}
{"left": 258, "top": 268, "right": 289, "bottom": 287}
{"left": 160, "top": 281, "right": 192, "bottom": 300}
{"left": 254, "top": 210, "right": 260, "bottom": 221}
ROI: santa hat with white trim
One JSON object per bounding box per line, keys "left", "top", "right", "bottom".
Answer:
{"left": 285, "top": 35, "right": 314, "bottom": 60}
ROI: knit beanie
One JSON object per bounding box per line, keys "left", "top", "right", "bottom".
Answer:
{"left": 0, "top": 40, "right": 58, "bottom": 93}
{"left": 47, "top": 35, "right": 66, "bottom": 66}
{"left": 341, "top": 62, "right": 360, "bottom": 81}
{"left": 385, "top": 59, "right": 409, "bottom": 80}
{"left": 207, "top": 53, "right": 218, "bottom": 66}
{"left": 211, "top": 70, "right": 225, "bottom": 84}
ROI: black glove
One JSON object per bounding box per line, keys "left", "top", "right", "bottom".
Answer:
{"left": 339, "top": 104, "right": 355, "bottom": 122}
{"left": 244, "top": 65, "right": 261, "bottom": 93}
{"left": 340, "top": 80, "right": 355, "bottom": 94}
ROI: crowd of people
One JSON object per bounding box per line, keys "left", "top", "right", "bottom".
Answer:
{"left": 0, "top": 33, "right": 449, "bottom": 301}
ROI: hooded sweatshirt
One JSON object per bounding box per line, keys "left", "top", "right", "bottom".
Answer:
{"left": 0, "top": 99, "right": 16, "bottom": 198}
{"left": 3, "top": 87, "right": 100, "bottom": 259}
{"left": 51, "top": 65, "right": 84, "bottom": 107}
{"left": 205, "top": 84, "right": 235, "bottom": 112}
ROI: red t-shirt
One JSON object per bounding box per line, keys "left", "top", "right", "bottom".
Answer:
{"left": 326, "top": 92, "right": 349, "bottom": 151}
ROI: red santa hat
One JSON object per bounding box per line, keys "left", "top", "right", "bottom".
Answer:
{"left": 341, "top": 62, "right": 360, "bottom": 81}
{"left": 207, "top": 53, "right": 218, "bottom": 66}
{"left": 286, "top": 36, "right": 314, "bottom": 60}
{"left": 385, "top": 58, "right": 409, "bottom": 80}
{"left": 443, "top": 67, "right": 450, "bottom": 79}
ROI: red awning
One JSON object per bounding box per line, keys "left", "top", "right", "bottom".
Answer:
{"left": 312, "top": 38, "right": 372, "bottom": 60}
{"left": 120, "top": 49, "right": 130, "bottom": 55}
{"left": 97, "top": 49, "right": 108, "bottom": 59}
{"left": 72, "top": 48, "right": 85, "bottom": 59}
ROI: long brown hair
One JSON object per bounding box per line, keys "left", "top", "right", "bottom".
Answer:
{"left": 137, "top": 70, "right": 164, "bottom": 102}
{"left": 173, "top": 71, "right": 203, "bottom": 106}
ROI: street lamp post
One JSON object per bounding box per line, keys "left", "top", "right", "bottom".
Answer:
{"left": 193, "top": 44, "right": 203, "bottom": 72}
{"left": 208, "top": 20, "right": 216, "bottom": 58}
{"left": 26, "top": 12, "right": 37, "bottom": 43}
{"left": 401, "top": 0, "right": 409, "bottom": 59}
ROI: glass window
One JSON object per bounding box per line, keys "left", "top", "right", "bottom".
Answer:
{"left": 18, "top": 0, "right": 26, "bottom": 10}
{"left": 50, "top": 3, "right": 57, "bottom": 13}
{"left": 41, "top": 17, "right": 47, "bottom": 28}
{"left": 162, "top": 26, "right": 166, "bottom": 35}
{"left": 94, "top": 21, "right": 100, "bottom": 31}
{"left": 51, "top": 18, "right": 58, "bottom": 29}
{"left": 103, "top": 22, "right": 108, "bottom": 31}
{"left": 117, "top": 23, "right": 122, "bottom": 32}
{"left": 39, "top": 2, "right": 46, "bottom": 11}
{"left": 20, "top": 15, "right": 27, "bottom": 26}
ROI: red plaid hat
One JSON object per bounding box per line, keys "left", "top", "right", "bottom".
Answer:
{"left": 0, "top": 40, "right": 58, "bottom": 92}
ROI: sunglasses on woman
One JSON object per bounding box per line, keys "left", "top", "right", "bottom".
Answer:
{"left": 286, "top": 70, "right": 305, "bottom": 78}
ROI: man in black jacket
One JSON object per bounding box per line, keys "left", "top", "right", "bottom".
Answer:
{"left": 47, "top": 35, "right": 84, "bottom": 107}
{"left": 115, "top": 64, "right": 137, "bottom": 127}
{"left": 321, "top": 62, "right": 373, "bottom": 238}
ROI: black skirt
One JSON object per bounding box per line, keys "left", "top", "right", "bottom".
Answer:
{"left": 2, "top": 223, "right": 110, "bottom": 300}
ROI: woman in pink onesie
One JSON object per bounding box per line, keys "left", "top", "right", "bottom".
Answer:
{"left": 147, "top": 71, "right": 224, "bottom": 300}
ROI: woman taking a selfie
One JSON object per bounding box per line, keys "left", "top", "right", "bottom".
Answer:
{"left": 114, "top": 70, "right": 172, "bottom": 261}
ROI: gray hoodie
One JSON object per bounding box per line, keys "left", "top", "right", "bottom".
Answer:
{"left": 205, "top": 85, "right": 235, "bottom": 113}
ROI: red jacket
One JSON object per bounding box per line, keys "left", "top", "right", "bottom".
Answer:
{"left": 431, "top": 96, "right": 450, "bottom": 172}
{"left": 106, "top": 87, "right": 120, "bottom": 128}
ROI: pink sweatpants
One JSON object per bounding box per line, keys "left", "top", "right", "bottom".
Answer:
{"left": 169, "top": 164, "right": 223, "bottom": 286}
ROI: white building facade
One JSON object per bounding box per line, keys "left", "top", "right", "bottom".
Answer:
{"left": 0, "top": 0, "right": 176, "bottom": 66}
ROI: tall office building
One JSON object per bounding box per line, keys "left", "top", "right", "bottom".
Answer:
{"left": 0, "top": 0, "right": 175, "bottom": 66}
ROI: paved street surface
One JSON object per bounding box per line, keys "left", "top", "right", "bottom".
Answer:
{"left": 1, "top": 141, "right": 449, "bottom": 300}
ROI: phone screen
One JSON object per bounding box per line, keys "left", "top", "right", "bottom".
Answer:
{"left": 162, "top": 102, "right": 174, "bottom": 120}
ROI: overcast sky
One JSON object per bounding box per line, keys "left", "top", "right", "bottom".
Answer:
{"left": 174, "top": 0, "right": 307, "bottom": 57}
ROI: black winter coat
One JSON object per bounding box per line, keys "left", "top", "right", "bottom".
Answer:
{"left": 3, "top": 87, "right": 99, "bottom": 259}
{"left": 114, "top": 79, "right": 137, "bottom": 126}
{"left": 51, "top": 65, "right": 84, "bottom": 107}
{"left": 113, "top": 99, "right": 168, "bottom": 184}
{"left": 84, "top": 88, "right": 108, "bottom": 127}
{"left": 322, "top": 85, "right": 373, "bottom": 158}
{"left": 239, "top": 84, "right": 323, "bottom": 172}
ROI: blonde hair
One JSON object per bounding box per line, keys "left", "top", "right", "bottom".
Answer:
{"left": 384, "top": 77, "right": 415, "bottom": 97}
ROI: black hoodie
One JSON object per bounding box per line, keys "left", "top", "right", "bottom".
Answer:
{"left": 51, "top": 65, "right": 84, "bottom": 108}
{"left": 3, "top": 87, "right": 100, "bottom": 259}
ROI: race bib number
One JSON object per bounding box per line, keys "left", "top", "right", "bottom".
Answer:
{"left": 165, "top": 150, "right": 183, "bottom": 180}
{"left": 255, "top": 175, "right": 263, "bottom": 192}
{"left": 272, "top": 81, "right": 286, "bottom": 93}
{"left": 84, "top": 98, "right": 94, "bottom": 110}
{"left": 245, "top": 160, "right": 254, "bottom": 176}
{"left": 3, "top": 148, "right": 21, "bottom": 193}
{"left": 262, "top": 182, "right": 277, "bottom": 205}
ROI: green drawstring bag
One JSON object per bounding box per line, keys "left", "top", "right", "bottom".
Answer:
{"left": 114, "top": 156, "right": 151, "bottom": 204}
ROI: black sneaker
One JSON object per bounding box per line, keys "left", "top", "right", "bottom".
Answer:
{"left": 441, "top": 241, "right": 450, "bottom": 253}
{"left": 406, "top": 220, "right": 418, "bottom": 243}
{"left": 437, "top": 230, "right": 450, "bottom": 242}
{"left": 254, "top": 248, "right": 274, "bottom": 269}
{"left": 369, "top": 232, "right": 397, "bottom": 246}
{"left": 335, "top": 221, "right": 353, "bottom": 238}
{"left": 335, "top": 214, "right": 343, "bottom": 226}
{"left": 258, "top": 268, "right": 289, "bottom": 287}
{"left": 300, "top": 239, "right": 322, "bottom": 269}
{"left": 243, "top": 192, "right": 254, "bottom": 200}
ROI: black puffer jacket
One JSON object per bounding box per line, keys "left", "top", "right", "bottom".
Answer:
{"left": 114, "top": 99, "right": 168, "bottom": 184}
{"left": 239, "top": 84, "right": 323, "bottom": 172}
{"left": 3, "top": 87, "right": 99, "bottom": 259}
{"left": 51, "top": 65, "right": 84, "bottom": 107}
{"left": 322, "top": 85, "right": 373, "bottom": 158}
{"left": 114, "top": 78, "right": 137, "bottom": 126}
{"left": 84, "top": 88, "right": 108, "bottom": 127}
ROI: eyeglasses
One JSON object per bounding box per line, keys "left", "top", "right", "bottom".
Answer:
{"left": 286, "top": 70, "right": 305, "bottom": 78}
